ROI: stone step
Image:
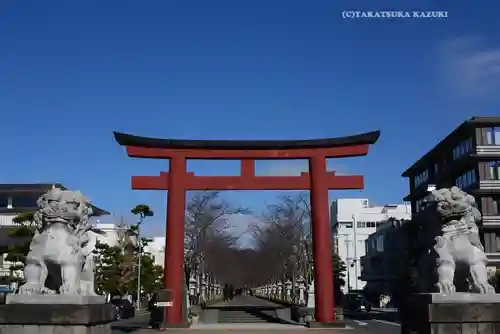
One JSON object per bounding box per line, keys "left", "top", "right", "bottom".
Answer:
{"left": 219, "top": 318, "right": 270, "bottom": 323}
{"left": 218, "top": 310, "right": 276, "bottom": 323}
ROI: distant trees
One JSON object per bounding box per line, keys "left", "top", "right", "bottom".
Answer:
{"left": 93, "top": 236, "right": 163, "bottom": 298}
{"left": 5, "top": 212, "right": 36, "bottom": 284}
{"left": 250, "top": 192, "right": 346, "bottom": 300}
{"left": 332, "top": 253, "right": 346, "bottom": 303}
{"left": 93, "top": 237, "right": 136, "bottom": 297}
{"left": 251, "top": 193, "right": 313, "bottom": 285}
{"left": 183, "top": 191, "right": 250, "bottom": 285}
{"left": 94, "top": 204, "right": 163, "bottom": 300}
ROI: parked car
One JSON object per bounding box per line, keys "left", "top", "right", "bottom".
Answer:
{"left": 110, "top": 299, "right": 135, "bottom": 320}
{"left": 342, "top": 292, "right": 371, "bottom": 312}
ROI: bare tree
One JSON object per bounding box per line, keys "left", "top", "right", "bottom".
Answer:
{"left": 183, "top": 191, "right": 250, "bottom": 283}
{"left": 254, "top": 192, "right": 313, "bottom": 279}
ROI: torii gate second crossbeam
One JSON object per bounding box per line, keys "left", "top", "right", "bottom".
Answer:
{"left": 114, "top": 130, "right": 380, "bottom": 326}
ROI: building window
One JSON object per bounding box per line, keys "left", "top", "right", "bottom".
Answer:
{"left": 492, "top": 197, "right": 500, "bottom": 215}
{"left": 495, "top": 232, "right": 500, "bottom": 252}
{"left": 376, "top": 235, "right": 384, "bottom": 252}
{"left": 357, "top": 221, "right": 377, "bottom": 228}
{"left": 455, "top": 169, "right": 477, "bottom": 189}
{"left": 415, "top": 169, "right": 429, "bottom": 187}
{"left": 488, "top": 166, "right": 500, "bottom": 180}
{"left": 357, "top": 222, "right": 366, "bottom": 228}
{"left": 434, "top": 163, "right": 439, "bottom": 175}
{"left": 12, "top": 194, "right": 40, "bottom": 208}
{"left": 415, "top": 199, "right": 427, "bottom": 212}
{"left": 486, "top": 127, "right": 500, "bottom": 145}
{"left": 452, "top": 137, "right": 473, "bottom": 160}
{"left": 343, "top": 222, "right": 353, "bottom": 228}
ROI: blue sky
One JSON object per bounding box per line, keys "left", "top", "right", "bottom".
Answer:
{"left": 1, "top": 0, "right": 499, "bottom": 239}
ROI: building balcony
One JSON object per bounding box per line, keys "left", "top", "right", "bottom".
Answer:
{"left": 478, "top": 180, "right": 500, "bottom": 191}
{"left": 476, "top": 145, "right": 500, "bottom": 156}
{"left": 0, "top": 215, "right": 16, "bottom": 226}
{"left": 0, "top": 266, "right": 10, "bottom": 278}
{"left": 482, "top": 216, "right": 500, "bottom": 228}
{"left": 486, "top": 253, "right": 500, "bottom": 265}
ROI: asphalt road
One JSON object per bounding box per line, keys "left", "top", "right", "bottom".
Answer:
{"left": 344, "top": 308, "right": 401, "bottom": 334}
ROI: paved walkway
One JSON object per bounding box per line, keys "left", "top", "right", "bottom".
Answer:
{"left": 206, "top": 295, "right": 284, "bottom": 308}
{"left": 136, "top": 325, "right": 356, "bottom": 333}
{"left": 116, "top": 297, "right": 359, "bottom": 332}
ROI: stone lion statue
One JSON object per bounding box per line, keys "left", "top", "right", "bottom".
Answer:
{"left": 18, "top": 188, "right": 100, "bottom": 295}
{"left": 427, "top": 186, "right": 494, "bottom": 294}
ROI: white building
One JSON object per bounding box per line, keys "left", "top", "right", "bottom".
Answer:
{"left": 144, "top": 236, "right": 165, "bottom": 267}
{"left": 88, "top": 222, "right": 138, "bottom": 247}
{"left": 330, "top": 198, "right": 411, "bottom": 293}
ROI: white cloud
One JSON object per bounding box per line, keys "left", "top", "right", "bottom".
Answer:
{"left": 439, "top": 36, "right": 500, "bottom": 101}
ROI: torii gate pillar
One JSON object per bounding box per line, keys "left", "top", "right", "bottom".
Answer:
{"left": 164, "top": 156, "right": 187, "bottom": 325}
{"left": 309, "top": 155, "right": 334, "bottom": 321}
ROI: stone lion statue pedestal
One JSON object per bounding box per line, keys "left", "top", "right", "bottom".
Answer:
{"left": 0, "top": 189, "right": 116, "bottom": 334}
{"left": 401, "top": 293, "right": 500, "bottom": 334}
{"left": 400, "top": 187, "right": 500, "bottom": 334}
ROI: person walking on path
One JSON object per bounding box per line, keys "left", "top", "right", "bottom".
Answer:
{"left": 223, "top": 283, "right": 230, "bottom": 302}
{"left": 147, "top": 292, "right": 163, "bottom": 329}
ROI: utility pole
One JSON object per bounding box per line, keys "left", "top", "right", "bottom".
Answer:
{"left": 136, "top": 222, "right": 142, "bottom": 310}
{"left": 345, "top": 236, "right": 351, "bottom": 292}
{"left": 130, "top": 205, "right": 153, "bottom": 311}
{"left": 352, "top": 214, "right": 359, "bottom": 291}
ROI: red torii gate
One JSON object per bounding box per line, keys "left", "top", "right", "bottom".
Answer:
{"left": 113, "top": 130, "right": 380, "bottom": 326}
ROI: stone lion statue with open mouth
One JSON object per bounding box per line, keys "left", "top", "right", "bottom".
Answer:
{"left": 428, "top": 186, "right": 494, "bottom": 294}
{"left": 17, "top": 188, "right": 99, "bottom": 295}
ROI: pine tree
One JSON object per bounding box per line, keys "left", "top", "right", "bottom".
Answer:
{"left": 332, "top": 252, "right": 346, "bottom": 304}
{"left": 5, "top": 212, "right": 36, "bottom": 283}
{"left": 93, "top": 233, "right": 137, "bottom": 297}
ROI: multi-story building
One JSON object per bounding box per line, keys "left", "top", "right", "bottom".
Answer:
{"left": 402, "top": 116, "right": 500, "bottom": 266}
{"left": 361, "top": 116, "right": 500, "bottom": 305}
{"left": 330, "top": 198, "right": 411, "bottom": 293}
{"left": 360, "top": 218, "right": 413, "bottom": 306}
{"left": 0, "top": 183, "right": 109, "bottom": 290}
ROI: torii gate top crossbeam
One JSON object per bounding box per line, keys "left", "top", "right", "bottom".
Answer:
{"left": 113, "top": 130, "right": 380, "bottom": 159}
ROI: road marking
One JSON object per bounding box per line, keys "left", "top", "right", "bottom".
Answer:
{"left": 353, "top": 320, "right": 368, "bottom": 326}
{"left": 374, "top": 319, "right": 401, "bottom": 326}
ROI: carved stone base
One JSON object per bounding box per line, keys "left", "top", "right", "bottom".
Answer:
{"left": 0, "top": 303, "right": 115, "bottom": 334}
{"left": 400, "top": 293, "right": 500, "bottom": 334}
